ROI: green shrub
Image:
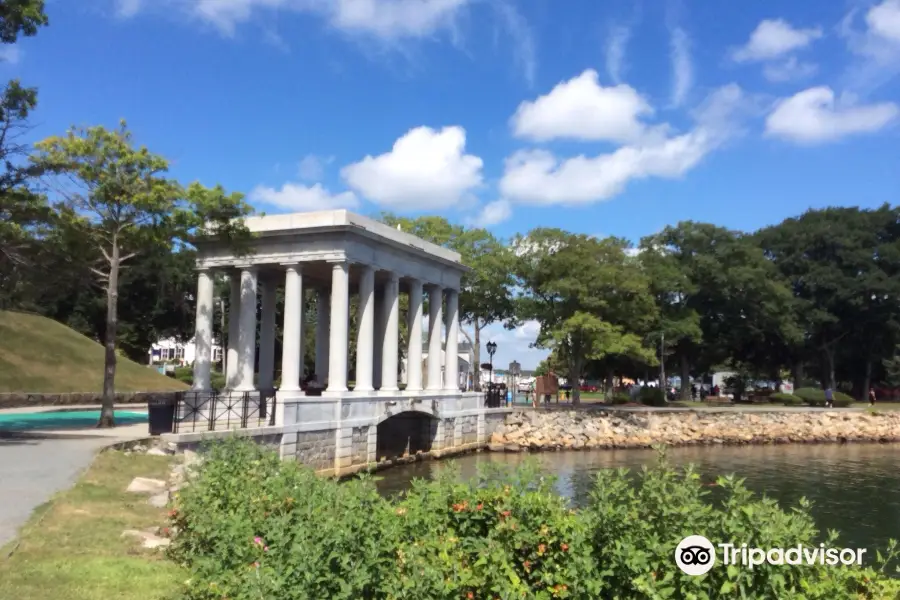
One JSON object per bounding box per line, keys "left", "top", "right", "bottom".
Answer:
{"left": 169, "top": 439, "right": 900, "bottom": 600}
{"left": 639, "top": 386, "right": 667, "bottom": 407}
{"left": 210, "top": 371, "right": 226, "bottom": 390}
{"left": 770, "top": 392, "right": 796, "bottom": 403}
{"left": 794, "top": 387, "right": 855, "bottom": 407}
{"left": 610, "top": 391, "right": 632, "bottom": 405}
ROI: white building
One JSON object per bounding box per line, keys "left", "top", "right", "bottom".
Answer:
{"left": 149, "top": 337, "right": 222, "bottom": 368}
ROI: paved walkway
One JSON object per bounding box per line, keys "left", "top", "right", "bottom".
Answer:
{"left": 0, "top": 407, "right": 149, "bottom": 548}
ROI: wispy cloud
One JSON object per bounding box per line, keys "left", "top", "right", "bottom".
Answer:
{"left": 605, "top": 25, "right": 631, "bottom": 84}
{"left": 492, "top": 0, "right": 537, "bottom": 86}
{"left": 669, "top": 27, "right": 693, "bottom": 107}
{"left": 0, "top": 45, "right": 21, "bottom": 65}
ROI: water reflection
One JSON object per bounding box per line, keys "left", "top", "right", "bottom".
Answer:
{"left": 375, "top": 443, "right": 900, "bottom": 555}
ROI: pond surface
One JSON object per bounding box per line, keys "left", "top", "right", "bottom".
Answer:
{"left": 375, "top": 443, "right": 900, "bottom": 559}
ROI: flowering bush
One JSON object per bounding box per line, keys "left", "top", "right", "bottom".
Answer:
{"left": 169, "top": 439, "right": 899, "bottom": 599}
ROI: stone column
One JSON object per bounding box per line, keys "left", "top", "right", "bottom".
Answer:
{"left": 258, "top": 276, "right": 277, "bottom": 391}
{"left": 226, "top": 273, "right": 241, "bottom": 389}
{"left": 380, "top": 272, "right": 400, "bottom": 393}
{"left": 315, "top": 288, "right": 330, "bottom": 385}
{"left": 192, "top": 269, "right": 214, "bottom": 390}
{"left": 280, "top": 265, "right": 303, "bottom": 392}
{"left": 406, "top": 279, "right": 424, "bottom": 392}
{"left": 373, "top": 283, "right": 384, "bottom": 389}
{"left": 426, "top": 284, "right": 443, "bottom": 391}
{"left": 355, "top": 265, "right": 375, "bottom": 393}
{"left": 327, "top": 261, "right": 349, "bottom": 393}
{"left": 444, "top": 288, "right": 460, "bottom": 392}
{"left": 234, "top": 267, "right": 258, "bottom": 392}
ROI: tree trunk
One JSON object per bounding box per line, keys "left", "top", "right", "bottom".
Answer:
{"left": 791, "top": 361, "right": 805, "bottom": 389}
{"left": 570, "top": 353, "right": 582, "bottom": 405}
{"left": 823, "top": 346, "right": 836, "bottom": 390}
{"left": 604, "top": 369, "right": 614, "bottom": 400}
{"left": 680, "top": 353, "right": 691, "bottom": 400}
{"left": 99, "top": 243, "right": 120, "bottom": 428}
{"left": 473, "top": 319, "right": 482, "bottom": 392}
{"left": 862, "top": 357, "right": 872, "bottom": 403}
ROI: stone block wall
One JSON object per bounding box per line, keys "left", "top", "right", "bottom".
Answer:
{"left": 283, "top": 430, "right": 336, "bottom": 471}
{"left": 460, "top": 415, "right": 478, "bottom": 445}
{"left": 351, "top": 426, "right": 370, "bottom": 465}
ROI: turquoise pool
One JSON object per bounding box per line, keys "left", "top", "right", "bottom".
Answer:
{"left": 0, "top": 409, "right": 147, "bottom": 431}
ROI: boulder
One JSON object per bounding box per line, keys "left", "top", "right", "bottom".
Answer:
{"left": 121, "top": 529, "right": 171, "bottom": 549}
{"left": 148, "top": 491, "right": 170, "bottom": 508}
{"left": 126, "top": 477, "right": 167, "bottom": 494}
{"left": 146, "top": 448, "right": 169, "bottom": 456}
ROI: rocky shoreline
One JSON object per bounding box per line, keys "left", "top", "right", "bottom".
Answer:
{"left": 488, "top": 410, "right": 900, "bottom": 451}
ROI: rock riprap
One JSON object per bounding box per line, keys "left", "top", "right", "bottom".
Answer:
{"left": 489, "top": 410, "right": 900, "bottom": 451}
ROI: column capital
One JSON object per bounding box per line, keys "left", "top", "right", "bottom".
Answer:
{"left": 280, "top": 262, "right": 301, "bottom": 269}
{"left": 234, "top": 263, "right": 258, "bottom": 272}
{"left": 326, "top": 258, "right": 348, "bottom": 265}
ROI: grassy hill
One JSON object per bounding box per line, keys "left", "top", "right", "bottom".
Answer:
{"left": 0, "top": 310, "right": 189, "bottom": 393}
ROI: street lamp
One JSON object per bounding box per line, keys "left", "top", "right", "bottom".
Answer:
{"left": 486, "top": 341, "right": 498, "bottom": 407}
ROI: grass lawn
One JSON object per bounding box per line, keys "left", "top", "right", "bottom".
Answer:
{"left": 0, "top": 451, "right": 184, "bottom": 600}
{"left": 0, "top": 310, "right": 188, "bottom": 393}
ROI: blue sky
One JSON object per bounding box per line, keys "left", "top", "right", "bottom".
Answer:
{"left": 5, "top": 0, "right": 900, "bottom": 369}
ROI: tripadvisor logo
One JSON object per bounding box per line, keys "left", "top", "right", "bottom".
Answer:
{"left": 675, "top": 535, "right": 868, "bottom": 575}
{"left": 675, "top": 535, "right": 716, "bottom": 575}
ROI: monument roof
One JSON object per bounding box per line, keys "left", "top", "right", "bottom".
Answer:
{"left": 242, "top": 210, "right": 463, "bottom": 264}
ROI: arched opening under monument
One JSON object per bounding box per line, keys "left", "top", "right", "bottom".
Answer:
{"left": 376, "top": 411, "right": 437, "bottom": 461}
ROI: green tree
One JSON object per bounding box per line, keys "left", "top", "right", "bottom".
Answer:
{"left": 756, "top": 205, "right": 900, "bottom": 393}
{"left": 0, "top": 0, "right": 49, "bottom": 303}
{"left": 31, "top": 122, "right": 252, "bottom": 426}
{"left": 0, "top": 0, "right": 47, "bottom": 43}
{"left": 643, "top": 222, "right": 799, "bottom": 397}
{"left": 513, "top": 229, "right": 656, "bottom": 404}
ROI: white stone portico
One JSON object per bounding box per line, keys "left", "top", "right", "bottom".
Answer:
{"left": 186, "top": 209, "right": 506, "bottom": 475}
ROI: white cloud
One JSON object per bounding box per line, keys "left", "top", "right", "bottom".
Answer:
{"left": 500, "top": 84, "right": 747, "bottom": 206}
{"left": 467, "top": 199, "right": 512, "bottom": 227}
{"left": 765, "top": 86, "right": 899, "bottom": 144}
{"left": 867, "top": 0, "right": 900, "bottom": 43}
{"left": 510, "top": 69, "right": 653, "bottom": 143}
{"left": 669, "top": 27, "right": 692, "bottom": 107}
{"left": 341, "top": 125, "right": 483, "bottom": 210}
{"left": 839, "top": 1, "right": 900, "bottom": 93}
{"left": 297, "top": 154, "right": 334, "bottom": 181}
{"left": 249, "top": 182, "right": 359, "bottom": 211}
{"left": 605, "top": 25, "right": 631, "bottom": 84}
{"left": 116, "top": 0, "right": 472, "bottom": 39}
{"left": 762, "top": 56, "right": 818, "bottom": 82}
{"left": 0, "top": 45, "right": 21, "bottom": 64}
{"left": 115, "top": 0, "right": 143, "bottom": 18}
{"left": 480, "top": 320, "right": 548, "bottom": 370}
{"left": 733, "top": 19, "right": 823, "bottom": 62}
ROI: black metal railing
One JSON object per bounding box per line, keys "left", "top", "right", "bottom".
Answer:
{"left": 484, "top": 384, "right": 505, "bottom": 408}
{"left": 172, "top": 390, "right": 277, "bottom": 433}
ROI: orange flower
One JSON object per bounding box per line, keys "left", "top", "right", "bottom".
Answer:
{"left": 467, "top": 592, "right": 474, "bottom": 599}
{"left": 476, "top": 503, "right": 483, "bottom": 511}
{"left": 538, "top": 544, "right": 546, "bottom": 555}
{"left": 560, "top": 543, "right": 568, "bottom": 552}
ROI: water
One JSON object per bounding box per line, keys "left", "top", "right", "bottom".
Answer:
{"left": 374, "top": 443, "right": 900, "bottom": 558}
{"left": 0, "top": 409, "right": 147, "bottom": 430}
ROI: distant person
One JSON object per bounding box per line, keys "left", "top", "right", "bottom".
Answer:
{"left": 824, "top": 387, "right": 834, "bottom": 408}
{"left": 564, "top": 389, "right": 571, "bottom": 402}
{"left": 869, "top": 388, "right": 876, "bottom": 407}
{"left": 691, "top": 384, "right": 698, "bottom": 400}
{"left": 712, "top": 385, "right": 720, "bottom": 397}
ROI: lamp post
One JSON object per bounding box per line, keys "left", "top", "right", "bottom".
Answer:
{"left": 486, "top": 341, "right": 497, "bottom": 407}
